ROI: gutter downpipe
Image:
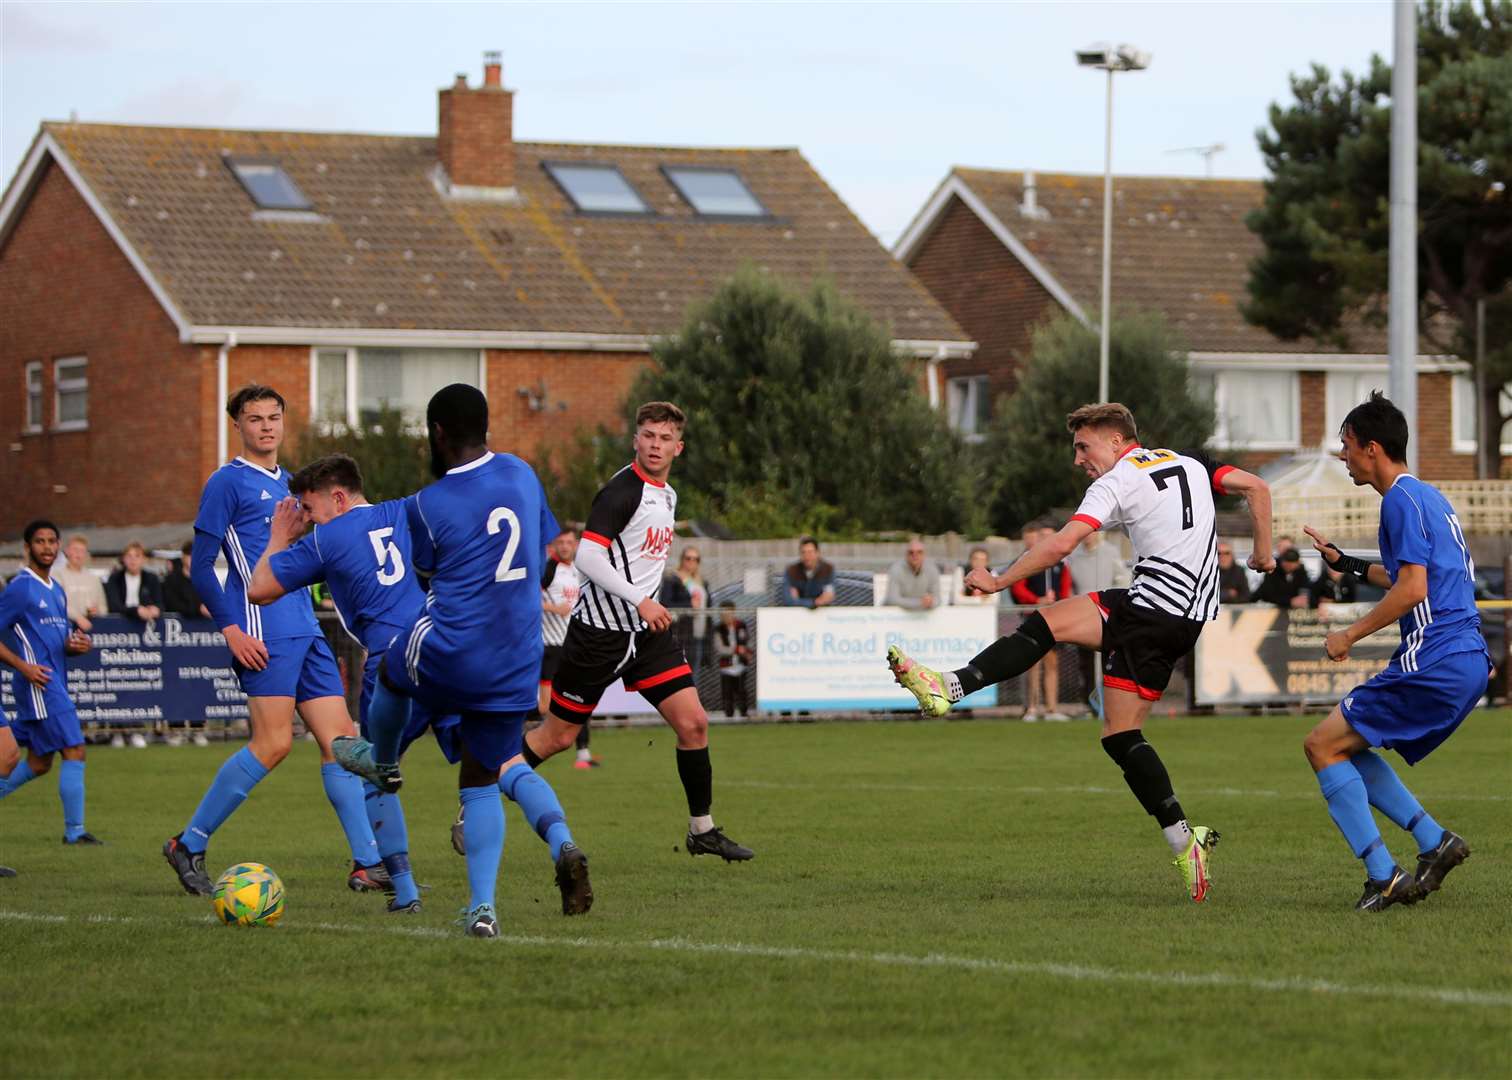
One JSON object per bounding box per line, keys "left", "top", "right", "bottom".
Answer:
{"left": 216, "top": 332, "right": 237, "bottom": 465}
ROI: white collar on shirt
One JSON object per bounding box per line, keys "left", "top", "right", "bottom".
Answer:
{"left": 447, "top": 451, "right": 495, "bottom": 476}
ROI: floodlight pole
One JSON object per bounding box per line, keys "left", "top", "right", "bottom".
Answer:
{"left": 1388, "top": 0, "right": 1418, "bottom": 473}
{"left": 1099, "top": 69, "right": 1114, "bottom": 405}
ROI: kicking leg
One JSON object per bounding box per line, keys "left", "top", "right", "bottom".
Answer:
{"left": 499, "top": 753, "right": 592, "bottom": 915}
{"left": 1303, "top": 709, "right": 1419, "bottom": 910}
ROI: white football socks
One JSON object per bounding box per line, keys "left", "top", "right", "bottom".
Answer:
{"left": 943, "top": 671, "right": 965, "bottom": 703}
{"left": 1163, "top": 820, "right": 1193, "bottom": 856}
{"left": 689, "top": 814, "right": 715, "bottom": 835}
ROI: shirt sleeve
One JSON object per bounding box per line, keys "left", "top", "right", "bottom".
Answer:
{"left": 582, "top": 476, "right": 639, "bottom": 547}
{"left": 191, "top": 528, "right": 238, "bottom": 630}
{"left": 406, "top": 494, "right": 437, "bottom": 577}
{"left": 269, "top": 534, "right": 327, "bottom": 592}
{"left": 1072, "top": 474, "right": 1121, "bottom": 531}
{"left": 0, "top": 580, "right": 23, "bottom": 632}
{"left": 1381, "top": 486, "right": 1432, "bottom": 567}
{"left": 1181, "top": 448, "right": 1237, "bottom": 495}
{"left": 193, "top": 471, "right": 235, "bottom": 541}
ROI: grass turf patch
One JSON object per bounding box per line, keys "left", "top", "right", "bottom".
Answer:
{"left": 2, "top": 710, "right": 1508, "bottom": 1077}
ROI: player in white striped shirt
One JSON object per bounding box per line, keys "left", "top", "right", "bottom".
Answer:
{"left": 890, "top": 403, "right": 1274, "bottom": 902}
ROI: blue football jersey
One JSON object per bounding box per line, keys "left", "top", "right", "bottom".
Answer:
{"left": 1378, "top": 474, "right": 1487, "bottom": 672}
{"left": 268, "top": 499, "right": 425, "bottom": 657}
{"left": 407, "top": 451, "right": 560, "bottom": 711}
{"left": 0, "top": 569, "right": 76, "bottom": 721}
{"left": 195, "top": 457, "right": 320, "bottom": 641}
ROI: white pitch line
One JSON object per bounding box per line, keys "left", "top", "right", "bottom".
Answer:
{"left": 3, "top": 909, "right": 1508, "bottom": 1010}
{"left": 724, "top": 780, "right": 1510, "bottom": 802}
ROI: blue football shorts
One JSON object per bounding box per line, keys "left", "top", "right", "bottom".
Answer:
{"left": 357, "top": 658, "right": 461, "bottom": 764}
{"left": 234, "top": 634, "right": 346, "bottom": 702}
{"left": 11, "top": 707, "right": 84, "bottom": 756}
{"left": 1341, "top": 648, "right": 1491, "bottom": 765}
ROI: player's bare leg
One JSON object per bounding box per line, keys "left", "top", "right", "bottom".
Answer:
{"left": 1042, "top": 650, "right": 1067, "bottom": 720}
{"left": 296, "top": 695, "right": 387, "bottom": 890}
{"left": 0, "top": 725, "right": 20, "bottom": 777}
{"left": 658, "top": 687, "right": 753, "bottom": 861}
{"left": 295, "top": 695, "right": 359, "bottom": 762}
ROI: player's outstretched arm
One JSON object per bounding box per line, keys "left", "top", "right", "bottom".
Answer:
{"left": 1218, "top": 468, "right": 1275, "bottom": 573}
{"left": 967, "top": 520, "right": 1093, "bottom": 596}
{"left": 1323, "top": 562, "right": 1427, "bottom": 661}
{"left": 1303, "top": 525, "right": 1393, "bottom": 590}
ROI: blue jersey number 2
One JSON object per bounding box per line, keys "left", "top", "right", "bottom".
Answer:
{"left": 487, "top": 507, "right": 526, "bottom": 583}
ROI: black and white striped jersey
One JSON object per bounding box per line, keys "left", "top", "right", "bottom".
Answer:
{"left": 540, "top": 557, "right": 579, "bottom": 647}
{"left": 575, "top": 462, "right": 677, "bottom": 633}
{"left": 1071, "top": 446, "right": 1234, "bottom": 623}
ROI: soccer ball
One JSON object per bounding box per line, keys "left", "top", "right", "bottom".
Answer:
{"left": 212, "top": 863, "right": 286, "bottom": 927}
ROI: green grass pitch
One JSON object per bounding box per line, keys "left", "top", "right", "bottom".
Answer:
{"left": 3, "top": 710, "right": 1508, "bottom": 1078}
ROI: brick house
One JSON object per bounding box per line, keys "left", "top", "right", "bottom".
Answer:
{"left": 896, "top": 167, "right": 1509, "bottom": 477}
{"left": 0, "top": 56, "right": 971, "bottom": 536}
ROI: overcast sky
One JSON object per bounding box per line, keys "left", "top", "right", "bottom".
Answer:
{"left": 3, "top": 1, "right": 1395, "bottom": 246}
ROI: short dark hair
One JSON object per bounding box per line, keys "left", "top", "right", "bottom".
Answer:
{"left": 427, "top": 383, "right": 489, "bottom": 445}
{"left": 227, "top": 384, "right": 286, "bottom": 420}
{"left": 180, "top": 539, "right": 194, "bottom": 556}
{"left": 1341, "top": 390, "right": 1409, "bottom": 463}
{"left": 798, "top": 535, "right": 819, "bottom": 550}
{"left": 23, "top": 519, "right": 59, "bottom": 544}
{"left": 720, "top": 600, "right": 736, "bottom": 610}
{"left": 635, "top": 401, "right": 686, "bottom": 431}
{"left": 290, "top": 453, "right": 365, "bottom": 497}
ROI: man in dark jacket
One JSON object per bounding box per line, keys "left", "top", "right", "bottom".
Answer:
{"left": 104, "top": 541, "right": 164, "bottom": 622}
{"left": 782, "top": 537, "right": 835, "bottom": 608}
{"left": 1258, "top": 548, "right": 1312, "bottom": 609}
{"left": 162, "top": 540, "right": 209, "bottom": 618}
{"left": 1216, "top": 543, "right": 1252, "bottom": 604}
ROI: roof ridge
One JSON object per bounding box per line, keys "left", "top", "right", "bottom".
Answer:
{"left": 953, "top": 164, "right": 1264, "bottom": 186}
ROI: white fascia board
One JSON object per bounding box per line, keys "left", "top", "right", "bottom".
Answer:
{"left": 190, "top": 324, "right": 976, "bottom": 358}
{"left": 892, "top": 173, "right": 1088, "bottom": 326}
{"left": 0, "top": 131, "right": 194, "bottom": 342}
{"left": 1189, "top": 351, "right": 1464, "bottom": 373}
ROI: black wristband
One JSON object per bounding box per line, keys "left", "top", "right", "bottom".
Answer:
{"left": 1326, "top": 544, "right": 1372, "bottom": 582}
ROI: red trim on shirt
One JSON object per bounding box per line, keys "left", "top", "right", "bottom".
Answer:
{"left": 581, "top": 531, "right": 611, "bottom": 548}
{"left": 1071, "top": 513, "right": 1102, "bottom": 531}
{"left": 1212, "top": 464, "right": 1236, "bottom": 495}
{"left": 1088, "top": 591, "right": 1110, "bottom": 618}
{"left": 626, "top": 663, "right": 692, "bottom": 692}
{"left": 1103, "top": 675, "right": 1162, "bottom": 702}
{"left": 550, "top": 689, "right": 596, "bottom": 715}
{"left": 1116, "top": 442, "right": 1144, "bottom": 460}
{"left": 631, "top": 460, "right": 667, "bottom": 488}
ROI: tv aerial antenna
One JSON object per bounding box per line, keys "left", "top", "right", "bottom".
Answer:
{"left": 1164, "top": 143, "right": 1225, "bottom": 177}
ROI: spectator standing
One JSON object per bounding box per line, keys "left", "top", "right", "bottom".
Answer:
{"left": 672, "top": 546, "right": 709, "bottom": 676}
{"left": 1311, "top": 564, "right": 1358, "bottom": 609}
{"left": 783, "top": 537, "right": 835, "bottom": 608}
{"left": 1216, "top": 543, "right": 1252, "bottom": 604}
{"left": 1010, "top": 523, "right": 1073, "bottom": 721}
{"left": 105, "top": 541, "right": 164, "bottom": 623}
{"left": 162, "top": 540, "right": 210, "bottom": 618}
{"left": 1258, "top": 548, "right": 1313, "bottom": 609}
{"left": 53, "top": 534, "right": 107, "bottom": 631}
{"left": 104, "top": 540, "right": 162, "bottom": 748}
{"left": 885, "top": 537, "right": 941, "bottom": 609}
{"left": 959, "top": 547, "right": 996, "bottom": 603}
{"left": 712, "top": 601, "right": 752, "bottom": 717}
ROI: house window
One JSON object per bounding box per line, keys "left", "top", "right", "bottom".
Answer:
{"left": 543, "top": 163, "right": 651, "bottom": 214}
{"left": 1451, "top": 373, "right": 1512, "bottom": 454}
{"left": 312, "top": 348, "right": 483, "bottom": 427}
{"left": 226, "top": 158, "right": 312, "bottom": 211}
{"left": 53, "top": 357, "right": 88, "bottom": 431}
{"left": 946, "top": 376, "right": 992, "bottom": 436}
{"left": 1323, "top": 371, "right": 1387, "bottom": 449}
{"left": 1192, "top": 369, "right": 1298, "bottom": 450}
{"left": 24, "top": 361, "right": 43, "bottom": 432}
{"left": 663, "top": 167, "right": 767, "bottom": 217}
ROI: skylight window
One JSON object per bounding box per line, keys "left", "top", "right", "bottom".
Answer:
{"left": 226, "top": 158, "right": 312, "bottom": 211}
{"left": 663, "top": 167, "right": 767, "bottom": 217}
{"left": 543, "top": 163, "right": 651, "bottom": 214}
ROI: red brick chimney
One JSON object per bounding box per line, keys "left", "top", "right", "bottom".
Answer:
{"left": 437, "top": 51, "right": 514, "bottom": 191}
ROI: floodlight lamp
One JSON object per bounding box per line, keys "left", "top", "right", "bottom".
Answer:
{"left": 1113, "top": 44, "right": 1152, "bottom": 71}
{"left": 1075, "top": 43, "right": 1114, "bottom": 68}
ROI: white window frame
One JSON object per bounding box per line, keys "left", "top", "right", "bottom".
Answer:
{"left": 1449, "top": 372, "right": 1512, "bottom": 455}
{"left": 308, "top": 347, "right": 485, "bottom": 430}
{"left": 52, "top": 356, "right": 88, "bottom": 432}
{"left": 945, "top": 374, "right": 991, "bottom": 441}
{"left": 23, "top": 360, "right": 43, "bottom": 433}
{"left": 1199, "top": 368, "right": 1300, "bottom": 452}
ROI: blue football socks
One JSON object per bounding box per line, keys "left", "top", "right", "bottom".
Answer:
{"left": 364, "top": 781, "right": 418, "bottom": 906}
{"left": 460, "top": 785, "right": 505, "bottom": 911}
{"left": 321, "top": 762, "right": 380, "bottom": 866}
{"left": 1351, "top": 750, "right": 1445, "bottom": 854}
{"left": 366, "top": 677, "right": 408, "bottom": 767}
{"left": 1316, "top": 760, "right": 1396, "bottom": 881}
{"left": 183, "top": 746, "right": 269, "bottom": 853}
{"left": 500, "top": 762, "right": 574, "bottom": 861}
{"left": 58, "top": 759, "right": 86, "bottom": 841}
{"left": 0, "top": 758, "right": 36, "bottom": 798}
